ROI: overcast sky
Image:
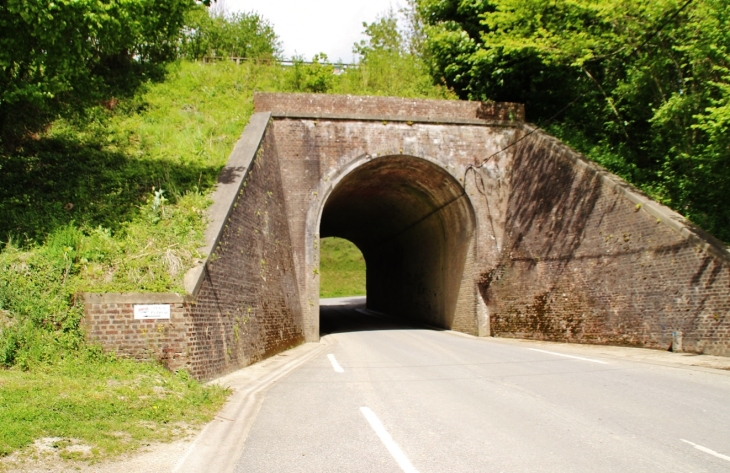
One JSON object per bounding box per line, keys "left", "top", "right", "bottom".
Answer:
{"left": 223, "top": 0, "right": 400, "bottom": 63}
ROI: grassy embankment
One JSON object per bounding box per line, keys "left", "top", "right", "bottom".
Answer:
{"left": 320, "top": 237, "right": 366, "bottom": 298}
{"left": 0, "top": 58, "right": 449, "bottom": 461}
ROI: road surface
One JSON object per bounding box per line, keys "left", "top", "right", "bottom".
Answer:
{"left": 232, "top": 298, "right": 730, "bottom": 472}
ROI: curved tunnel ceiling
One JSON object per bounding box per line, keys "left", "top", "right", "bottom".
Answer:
{"left": 320, "top": 155, "right": 468, "bottom": 248}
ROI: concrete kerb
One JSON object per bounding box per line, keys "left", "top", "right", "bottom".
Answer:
{"left": 483, "top": 336, "right": 730, "bottom": 375}
{"left": 172, "top": 338, "right": 332, "bottom": 473}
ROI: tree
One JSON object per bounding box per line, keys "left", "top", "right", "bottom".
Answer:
{"left": 179, "top": 5, "right": 281, "bottom": 60}
{"left": 419, "top": 0, "right": 730, "bottom": 242}
{"left": 345, "top": 8, "right": 446, "bottom": 98}
{"left": 354, "top": 9, "right": 405, "bottom": 58}
{"left": 0, "top": 0, "right": 201, "bottom": 149}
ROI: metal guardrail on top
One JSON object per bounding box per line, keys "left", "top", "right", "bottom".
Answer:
{"left": 201, "top": 56, "right": 357, "bottom": 69}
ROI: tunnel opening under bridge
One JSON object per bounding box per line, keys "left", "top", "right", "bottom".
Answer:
{"left": 318, "top": 154, "right": 477, "bottom": 332}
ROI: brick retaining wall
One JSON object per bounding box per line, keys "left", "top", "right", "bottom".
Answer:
{"left": 80, "top": 293, "right": 189, "bottom": 370}
{"left": 81, "top": 112, "right": 306, "bottom": 380}
{"left": 484, "top": 129, "right": 730, "bottom": 355}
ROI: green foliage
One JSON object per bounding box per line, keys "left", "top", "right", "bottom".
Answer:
{"left": 420, "top": 0, "right": 730, "bottom": 242}
{"left": 0, "top": 359, "right": 228, "bottom": 458}
{"left": 285, "top": 54, "right": 337, "bottom": 93}
{"left": 339, "top": 7, "right": 454, "bottom": 98}
{"left": 179, "top": 5, "right": 281, "bottom": 60}
{"left": 354, "top": 9, "right": 405, "bottom": 57}
{"left": 0, "top": 0, "right": 200, "bottom": 149}
{"left": 320, "top": 238, "right": 366, "bottom": 298}
{"left": 0, "top": 236, "right": 84, "bottom": 369}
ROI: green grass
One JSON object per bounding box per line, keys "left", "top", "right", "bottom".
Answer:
{"left": 320, "top": 237, "right": 366, "bottom": 298}
{"left": 0, "top": 358, "right": 228, "bottom": 460}
{"left": 0, "top": 57, "right": 450, "bottom": 459}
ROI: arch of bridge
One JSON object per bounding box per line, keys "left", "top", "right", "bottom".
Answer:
{"left": 316, "top": 153, "right": 477, "bottom": 331}
{"left": 257, "top": 94, "right": 523, "bottom": 342}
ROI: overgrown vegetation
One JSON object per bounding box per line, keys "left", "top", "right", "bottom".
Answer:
{"left": 419, "top": 0, "right": 730, "bottom": 242}
{"left": 0, "top": 359, "right": 227, "bottom": 459}
{"left": 4, "top": 0, "right": 727, "bottom": 459}
{"left": 320, "top": 238, "right": 367, "bottom": 298}
{"left": 0, "top": 3, "right": 449, "bottom": 459}
{"left": 0, "top": 0, "right": 204, "bottom": 150}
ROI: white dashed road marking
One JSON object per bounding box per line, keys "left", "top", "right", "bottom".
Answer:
{"left": 327, "top": 353, "right": 344, "bottom": 373}
{"left": 681, "top": 439, "right": 730, "bottom": 462}
{"left": 360, "top": 407, "right": 419, "bottom": 473}
{"left": 529, "top": 348, "right": 609, "bottom": 364}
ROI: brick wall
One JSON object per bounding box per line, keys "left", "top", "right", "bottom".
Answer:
{"left": 254, "top": 92, "right": 525, "bottom": 122}
{"left": 82, "top": 113, "right": 306, "bottom": 380}
{"left": 81, "top": 293, "right": 189, "bottom": 370}
{"left": 484, "top": 129, "right": 730, "bottom": 355}
{"left": 184, "top": 126, "right": 305, "bottom": 379}
{"left": 266, "top": 115, "right": 518, "bottom": 341}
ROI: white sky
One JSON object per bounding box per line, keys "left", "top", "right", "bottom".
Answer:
{"left": 223, "top": 0, "right": 401, "bottom": 62}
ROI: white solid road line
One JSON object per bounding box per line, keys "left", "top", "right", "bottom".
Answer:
{"left": 681, "top": 439, "right": 730, "bottom": 462}
{"left": 528, "top": 348, "right": 609, "bottom": 364}
{"left": 327, "top": 353, "right": 344, "bottom": 373}
{"left": 360, "top": 407, "right": 420, "bottom": 473}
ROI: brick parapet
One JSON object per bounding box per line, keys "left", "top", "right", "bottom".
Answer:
{"left": 254, "top": 92, "right": 525, "bottom": 122}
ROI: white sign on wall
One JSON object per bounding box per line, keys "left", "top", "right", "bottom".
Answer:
{"left": 134, "top": 304, "right": 171, "bottom": 320}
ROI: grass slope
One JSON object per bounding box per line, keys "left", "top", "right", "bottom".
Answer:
{"left": 320, "top": 237, "right": 366, "bottom": 298}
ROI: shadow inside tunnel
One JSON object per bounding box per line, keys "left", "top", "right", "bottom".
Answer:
{"left": 319, "top": 296, "right": 444, "bottom": 336}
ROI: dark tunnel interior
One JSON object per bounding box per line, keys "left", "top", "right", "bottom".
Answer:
{"left": 319, "top": 155, "right": 475, "bottom": 330}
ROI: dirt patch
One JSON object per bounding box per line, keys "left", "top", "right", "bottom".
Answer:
{"left": 0, "top": 437, "right": 196, "bottom": 473}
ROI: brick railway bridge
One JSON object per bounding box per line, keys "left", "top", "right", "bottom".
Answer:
{"left": 83, "top": 93, "right": 730, "bottom": 380}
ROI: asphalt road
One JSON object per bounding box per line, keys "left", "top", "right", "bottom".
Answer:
{"left": 233, "top": 298, "right": 730, "bottom": 473}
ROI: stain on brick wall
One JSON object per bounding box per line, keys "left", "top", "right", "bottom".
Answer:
{"left": 484, "top": 130, "right": 730, "bottom": 355}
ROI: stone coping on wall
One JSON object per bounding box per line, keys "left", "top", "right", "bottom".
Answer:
{"left": 524, "top": 124, "right": 730, "bottom": 263}
{"left": 269, "top": 111, "right": 519, "bottom": 128}
{"left": 183, "top": 111, "right": 272, "bottom": 295}
{"left": 254, "top": 92, "right": 525, "bottom": 122}
{"left": 82, "top": 292, "right": 190, "bottom": 304}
